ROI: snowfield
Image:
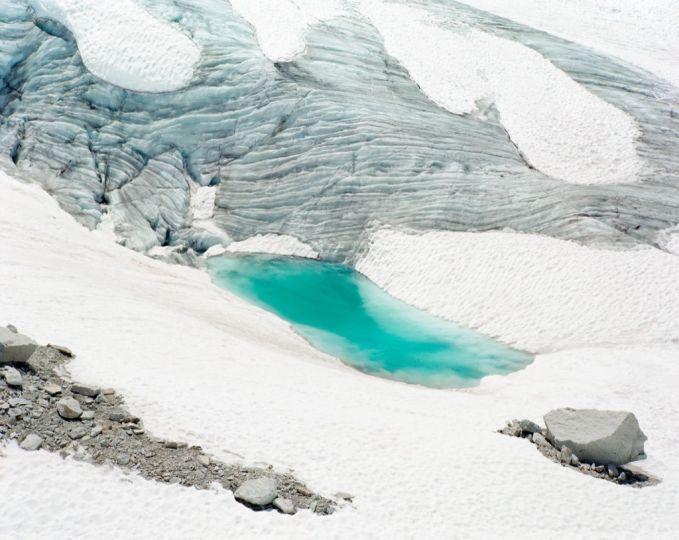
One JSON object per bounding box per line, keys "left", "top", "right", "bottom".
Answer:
{"left": 2, "top": 174, "right": 679, "bottom": 539}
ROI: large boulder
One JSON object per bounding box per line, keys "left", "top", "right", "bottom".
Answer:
{"left": 234, "top": 477, "right": 278, "bottom": 507}
{"left": 544, "top": 408, "right": 647, "bottom": 466}
{"left": 0, "top": 327, "right": 37, "bottom": 364}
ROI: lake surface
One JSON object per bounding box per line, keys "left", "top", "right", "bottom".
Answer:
{"left": 207, "top": 255, "right": 531, "bottom": 388}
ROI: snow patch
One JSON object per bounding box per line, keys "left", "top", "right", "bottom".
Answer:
{"left": 29, "top": 0, "right": 200, "bottom": 92}
{"left": 357, "top": 228, "right": 679, "bottom": 352}
{"left": 358, "top": 0, "right": 643, "bottom": 185}
{"left": 230, "top": 0, "right": 347, "bottom": 61}
{"left": 226, "top": 234, "right": 319, "bottom": 259}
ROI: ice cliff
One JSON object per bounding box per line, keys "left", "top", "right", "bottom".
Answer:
{"left": 1, "top": 0, "right": 678, "bottom": 260}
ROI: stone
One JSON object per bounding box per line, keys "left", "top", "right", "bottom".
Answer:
{"left": 607, "top": 464, "right": 619, "bottom": 478}
{"left": 559, "top": 445, "right": 573, "bottom": 464}
{"left": 518, "top": 419, "right": 542, "bottom": 434}
{"left": 47, "top": 343, "right": 74, "bottom": 357}
{"left": 43, "top": 382, "right": 62, "bottom": 396}
{"left": 95, "top": 393, "right": 110, "bottom": 404}
{"left": 116, "top": 454, "right": 130, "bottom": 466}
{"left": 8, "top": 397, "right": 31, "bottom": 407}
{"left": 544, "top": 408, "right": 647, "bottom": 466}
{"left": 197, "top": 455, "right": 211, "bottom": 467}
{"left": 618, "top": 472, "right": 627, "bottom": 482}
{"left": 70, "top": 383, "right": 100, "bottom": 398}
{"left": 69, "top": 426, "right": 87, "bottom": 440}
{"left": 81, "top": 411, "right": 95, "bottom": 420}
{"left": 273, "top": 497, "right": 296, "bottom": 515}
{"left": 6, "top": 324, "right": 18, "bottom": 333}
{"left": 165, "top": 441, "right": 179, "bottom": 449}
{"left": 571, "top": 454, "right": 580, "bottom": 466}
{"left": 234, "top": 477, "right": 278, "bottom": 507}
{"left": 532, "top": 432, "right": 551, "bottom": 449}
{"left": 334, "top": 492, "right": 354, "bottom": 501}
{"left": 90, "top": 425, "right": 103, "bottom": 437}
{"left": 102, "top": 388, "right": 115, "bottom": 395}
{"left": 20, "top": 433, "right": 43, "bottom": 451}
{"left": 108, "top": 409, "right": 129, "bottom": 422}
{"left": 3, "top": 366, "right": 23, "bottom": 387}
{"left": 0, "top": 327, "right": 37, "bottom": 364}
{"left": 57, "top": 397, "right": 83, "bottom": 419}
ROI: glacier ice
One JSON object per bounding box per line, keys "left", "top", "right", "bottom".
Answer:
{"left": 1, "top": 0, "right": 678, "bottom": 261}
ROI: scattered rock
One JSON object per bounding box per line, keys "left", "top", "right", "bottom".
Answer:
{"left": 334, "top": 492, "right": 354, "bottom": 502}
{"left": 81, "top": 411, "right": 95, "bottom": 420}
{"left": 20, "top": 433, "right": 43, "bottom": 451}
{"left": 102, "top": 388, "right": 115, "bottom": 396}
{"left": 165, "top": 440, "right": 179, "bottom": 449}
{"left": 69, "top": 426, "right": 87, "bottom": 440}
{"left": 532, "top": 432, "right": 551, "bottom": 449}
{"left": 197, "top": 455, "right": 210, "bottom": 467}
{"left": 560, "top": 445, "right": 573, "bottom": 464}
{"left": 273, "top": 497, "right": 296, "bottom": 515}
{"left": 90, "top": 426, "right": 102, "bottom": 437}
{"left": 618, "top": 472, "right": 627, "bottom": 482}
{"left": 607, "top": 464, "right": 619, "bottom": 478}
{"left": 117, "top": 454, "right": 130, "bottom": 466}
{"left": 56, "top": 397, "right": 82, "bottom": 419}
{"left": 43, "top": 382, "right": 62, "bottom": 396}
{"left": 6, "top": 324, "right": 18, "bottom": 334}
{"left": 3, "top": 367, "right": 23, "bottom": 388}
{"left": 518, "top": 419, "right": 542, "bottom": 434}
{"left": 0, "top": 327, "right": 37, "bottom": 364}
{"left": 235, "top": 477, "right": 278, "bottom": 507}
{"left": 108, "top": 409, "right": 129, "bottom": 422}
{"left": 545, "top": 408, "right": 647, "bottom": 466}
{"left": 571, "top": 454, "right": 580, "bottom": 467}
{"left": 70, "top": 383, "right": 100, "bottom": 398}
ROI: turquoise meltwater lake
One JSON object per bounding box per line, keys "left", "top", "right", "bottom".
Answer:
{"left": 207, "top": 255, "right": 531, "bottom": 388}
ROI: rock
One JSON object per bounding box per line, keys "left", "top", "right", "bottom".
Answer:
{"left": 571, "top": 454, "right": 580, "bottom": 466}
{"left": 57, "top": 397, "right": 83, "bottom": 419}
{"left": 108, "top": 409, "right": 129, "bottom": 422}
{"left": 81, "top": 411, "right": 95, "bottom": 420}
{"left": 69, "top": 426, "right": 87, "bottom": 440}
{"left": 273, "top": 497, "right": 296, "bottom": 515}
{"left": 559, "top": 445, "right": 573, "bottom": 464}
{"left": 116, "top": 454, "right": 130, "bottom": 466}
{"left": 0, "top": 327, "right": 37, "bottom": 364}
{"left": 95, "top": 393, "right": 110, "bottom": 404}
{"left": 102, "top": 388, "right": 115, "bottom": 395}
{"left": 607, "top": 464, "right": 619, "bottom": 478}
{"left": 165, "top": 441, "right": 179, "bottom": 449}
{"left": 3, "top": 366, "right": 23, "bottom": 387}
{"left": 544, "top": 408, "right": 647, "bottom": 465}
{"left": 620, "top": 464, "right": 651, "bottom": 482}
{"left": 532, "top": 432, "right": 551, "bottom": 449}
{"left": 20, "top": 433, "right": 43, "bottom": 451}
{"left": 6, "top": 324, "right": 18, "bottom": 333}
{"left": 234, "top": 477, "right": 278, "bottom": 507}
{"left": 43, "top": 382, "right": 61, "bottom": 396}
{"left": 618, "top": 472, "right": 627, "bottom": 482}
{"left": 197, "top": 455, "right": 211, "bottom": 467}
{"left": 518, "top": 419, "right": 542, "bottom": 434}
{"left": 334, "top": 492, "right": 353, "bottom": 502}
{"left": 47, "top": 343, "right": 74, "bottom": 357}
{"left": 594, "top": 465, "right": 605, "bottom": 474}
{"left": 70, "top": 383, "right": 100, "bottom": 398}
{"left": 8, "top": 397, "right": 31, "bottom": 407}
{"left": 90, "top": 425, "right": 102, "bottom": 437}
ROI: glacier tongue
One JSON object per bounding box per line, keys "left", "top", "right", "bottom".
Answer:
{"left": 0, "top": 0, "right": 678, "bottom": 260}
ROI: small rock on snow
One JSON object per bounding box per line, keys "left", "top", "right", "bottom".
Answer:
{"left": 57, "top": 397, "right": 83, "bottom": 419}
{"left": 20, "top": 433, "right": 43, "bottom": 451}
{"left": 234, "top": 477, "right": 278, "bottom": 507}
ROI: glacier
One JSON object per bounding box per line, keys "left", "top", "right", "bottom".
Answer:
{"left": 1, "top": 0, "right": 678, "bottom": 262}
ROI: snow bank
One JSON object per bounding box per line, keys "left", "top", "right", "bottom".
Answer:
{"left": 2, "top": 173, "right": 678, "bottom": 538}
{"left": 458, "top": 0, "right": 679, "bottom": 89}
{"left": 358, "top": 0, "right": 643, "bottom": 185}
{"left": 29, "top": 0, "right": 200, "bottom": 92}
{"left": 225, "top": 234, "right": 319, "bottom": 259}
{"left": 357, "top": 229, "right": 679, "bottom": 352}
{"left": 230, "top": 0, "right": 346, "bottom": 61}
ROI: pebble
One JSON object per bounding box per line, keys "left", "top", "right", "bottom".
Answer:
{"left": 71, "top": 383, "right": 100, "bottom": 398}
{"left": 9, "top": 397, "right": 32, "bottom": 408}
{"left": 20, "top": 433, "right": 43, "bottom": 451}
{"left": 273, "top": 497, "right": 296, "bottom": 515}
{"left": 559, "top": 445, "right": 573, "bottom": 464}
{"left": 165, "top": 441, "right": 179, "bottom": 449}
{"left": 69, "top": 426, "right": 87, "bottom": 440}
{"left": 607, "top": 464, "right": 619, "bottom": 478}
{"left": 571, "top": 454, "right": 580, "bottom": 466}
{"left": 81, "top": 411, "right": 95, "bottom": 420}
{"left": 234, "top": 477, "right": 278, "bottom": 507}
{"left": 618, "top": 472, "right": 627, "bottom": 482}
{"left": 108, "top": 409, "right": 128, "bottom": 422}
{"left": 197, "top": 455, "right": 211, "bottom": 467}
{"left": 3, "top": 367, "right": 23, "bottom": 388}
{"left": 90, "top": 426, "right": 103, "bottom": 437}
{"left": 56, "top": 397, "right": 83, "bottom": 419}
{"left": 6, "top": 324, "right": 18, "bottom": 333}
{"left": 116, "top": 454, "right": 130, "bottom": 466}
{"left": 43, "top": 382, "right": 62, "bottom": 396}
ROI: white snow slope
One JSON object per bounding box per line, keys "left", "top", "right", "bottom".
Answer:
{"left": 457, "top": 0, "right": 679, "bottom": 90}
{"left": 29, "top": 0, "right": 200, "bottom": 92}
{"left": 2, "top": 174, "right": 679, "bottom": 539}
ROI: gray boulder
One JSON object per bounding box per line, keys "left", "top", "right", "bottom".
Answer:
{"left": 57, "top": 397, "right": 83, "bottom": 419}
{"left": 3, "top": 366, "right": 23, "bottom": 387}
{"left": 545, "top": 408, "right": 647, "bottom": 466}
{"left": 70, "top": 383, "right": 100, "bottom": 397}
{"left": 234, "top": 477, "right": 278, "bottom": 507}
{"left": 0, "top": 327, "right": 37, "bottom": 364}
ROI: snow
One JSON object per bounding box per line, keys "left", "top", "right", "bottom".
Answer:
{"left": 2, "top": 172, "right": 679, "bottom": 539}
{"left": 225, "top": 234, "right": 319, "bottom": 259}
{"left": 229, "top": 0, "right": 347, "bottom": 61}
{"left": 357, "top": 229, "right": 679, "bottom": 353}
{"left": 29, "top": 0, "right": 200, "bottom": 92}
{"left": 357, "top": 0, "right": 643, "bottom": 185}
{"left": 457, "top": 0, "right": 679, "bottom": 89}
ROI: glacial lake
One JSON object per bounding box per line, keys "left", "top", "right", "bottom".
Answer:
{"left": 207, "top": 255, "right": 531, "bottom": 388}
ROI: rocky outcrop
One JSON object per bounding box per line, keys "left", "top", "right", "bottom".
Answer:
{"left": 544, "top": 408, "right": 647, "bottom": 466}
{"left": 0, "top": 326, "right": 37, "bottom": 365}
